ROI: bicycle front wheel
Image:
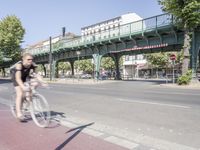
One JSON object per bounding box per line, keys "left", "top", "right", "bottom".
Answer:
{"left": 30, "top": 93, "right": 50, "bottom": 128}
{"left": 10, "top": 93, "right": 30, "bottom": 119}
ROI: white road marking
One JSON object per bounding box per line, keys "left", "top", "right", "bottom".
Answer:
{"left": 105, "top": 136, "right": 139, "bottom": 149}
{"left": 145, "top": 90, "right": 200, "bottom": 96}
{"left": 60, "top": 119, "right": 103, "bottom": 137}
{"left": 82, "top": 128, "right": 104, "bottom": 137}
{"left": 59, "top": 120, "right": 77, "bottom": 128}
{"left": 49, "top": 84, "right": 107, "bottom": 90}
{"left": 117, "top": 98, "right": 191, "bottom": 109}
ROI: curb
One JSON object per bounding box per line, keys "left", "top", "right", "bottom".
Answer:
{"left": 159, "top": 83, "right": 200, "bottom": 89}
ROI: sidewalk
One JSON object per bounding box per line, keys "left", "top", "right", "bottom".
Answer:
{"left": 0, "top": 103, "right": 127, "bottom": 150}
{"left": 159, "top": 83, "right": 200, "bottom": 89}
{"left": 44, "top": 78, "right": 117, "bottom": 85}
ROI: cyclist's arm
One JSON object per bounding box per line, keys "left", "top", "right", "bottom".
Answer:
{"left": 15, "top": 64, "right": 26, "bottom": 89}
{"left": 31, "top": 65, "right": 47, "bottom": 84}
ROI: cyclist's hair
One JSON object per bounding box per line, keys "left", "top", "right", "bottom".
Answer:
{"left": 22, "top": 53, "right": 33, "bottom": 59}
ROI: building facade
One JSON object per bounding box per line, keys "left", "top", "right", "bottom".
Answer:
{"left": 122, "top": 54, "right": 148, "bottom": 79}
{"left": 81, "top": 12, "right": 143, "bottom": 43}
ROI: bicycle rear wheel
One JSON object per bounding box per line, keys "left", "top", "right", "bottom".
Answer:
{"left": 30, "top": 93, "right": 50, "bottom": 128}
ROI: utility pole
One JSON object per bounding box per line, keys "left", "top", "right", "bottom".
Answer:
{"left": 49, "top": 36, "right": 52, "bottom": 81}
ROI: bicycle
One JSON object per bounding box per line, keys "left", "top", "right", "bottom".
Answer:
{"left": 10, "top": 80, "right": 51, "bottom": 128}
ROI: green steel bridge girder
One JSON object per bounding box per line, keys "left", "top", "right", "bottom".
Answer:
{"left": 34, "top": 28, "right": 184, "bottom": 64}
{"left": 32, "top": 28, "right": 200, "bottom": 80}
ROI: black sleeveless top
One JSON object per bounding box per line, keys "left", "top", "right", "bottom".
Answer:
{"left": 11, "top": 61, "right": 36, "bottom": 82}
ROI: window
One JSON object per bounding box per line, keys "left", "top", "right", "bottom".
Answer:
{"left": 132, "top": 55, "right": 136, "bottom": 60}
{"left": 125, "top": 55, "right": 129, "bottom": 61}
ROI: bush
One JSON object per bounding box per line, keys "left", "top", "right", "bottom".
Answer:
{"left": 177, "top": 70, "right": 192, "bottom": 85}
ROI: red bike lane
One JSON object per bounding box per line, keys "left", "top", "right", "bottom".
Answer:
{"left": 0, "top": 103, "right": 127, "bottom": 150}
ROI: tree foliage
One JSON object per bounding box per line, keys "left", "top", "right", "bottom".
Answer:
{"left": 58, "top": 62, "right": 71, "bottom": 72}
{"left": 146, "top": 52, "right": 183, "bottom": 67}
{"left": 0, "top": 15, "right": 25, "bottom": 63}
{"left": 101, "top": 56, "right": 123, "bottom": 71}
{"left": 158, "top": 0, "right": 200, "bottom": 30}
{"left": 146, "top": 52, "right": 170, "bottom": 68}
{"left": 36, "top": 64, "right": 44, "bottom": 72}
{"left": 101, "top": 57, "right": 115, "bottom": 70}
{"left": 75, "top": 59, "right": 93, "bottom": 73}
{"left": 158, "top": 0, "right": 200, "bottom": 75}
{"left": 177, "top": 69, "right": 192, "bottom": 85}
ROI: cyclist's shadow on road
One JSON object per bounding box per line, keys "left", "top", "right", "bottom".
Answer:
{"left": 55, "top": 122, "right": 94, "bottom": 150}
{"left": 48, "top": 111, "right": 66, "bottom": 128}
{"left": 49, "top": 110, "right": 95, "bottom": 150}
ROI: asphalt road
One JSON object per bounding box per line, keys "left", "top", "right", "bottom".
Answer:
{"left": 0, "top": 79, "right": 200, "bottom": 150}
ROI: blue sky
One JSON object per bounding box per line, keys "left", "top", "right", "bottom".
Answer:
{"left": 0, "top": 0, "right": 163, "bottom": 47}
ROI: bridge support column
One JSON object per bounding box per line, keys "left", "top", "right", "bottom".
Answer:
{"left": 51, "top": 60, "right": 57, "bottom": 80}
{"left": 92, "top": 54, "right": 102, "bottom": 79}
{"left": 113, "top": 53, "right": 121, "bottom": 80}
{"left": 190, "top": 30, "right": 200, "bottom": 83}
{"left": 199, "top": 50, "right": 200, "bottom": 69}
{"left": 55, "top": 61, "right": 59, "bottom": 78}
{"left": 69, "top": 60, "right": 75, "bottom": 76}
{"left": 42, "top": 64, "right": 46, "bottom": 77}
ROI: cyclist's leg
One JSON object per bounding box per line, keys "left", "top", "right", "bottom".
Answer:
{"left": 15, "top": 86, "right": 23, "bottom": 117}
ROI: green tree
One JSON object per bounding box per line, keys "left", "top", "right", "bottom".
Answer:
{"left": 0, "top": 15, "right": 25, "bottom": 63}
{"left": 75, "top": 59, "right": 93, "bottom": 74}
{"left": 147, "top": 51, "right": 184, "bottom": 77}
{"left": 58, "top": 61, "right": 71, "bottom": 75}
{"left": 101, "top": 57, "right": 115, "bottom": 71}
{"left": 146, "top": 52, "right": 170, "bottom": 77}
{"left": 36, "top": 64, "right": 47, "bottom": 76}
{"left": 0, "top": 51, "right": 3, "bottom": 64}
{"left": 146, "top": 52, "right": 169, "bottom": 68}
{"left": 158, "top": 0, "right": 200, "bottom": 75}
{"left": 36, "top": 64, "right": 44, "bottom": 73}
{"left": 101, "top": 56, "right": 123, "bottom": 71}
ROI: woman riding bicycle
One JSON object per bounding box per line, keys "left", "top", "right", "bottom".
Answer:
{"left": 10, "top": 53, "right": 47, "bottom": 122}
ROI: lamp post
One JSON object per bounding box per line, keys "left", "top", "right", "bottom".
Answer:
{"left": 76, "top": 51, "right": 81, "bottom": 81}
{"left": 131, "top": 55, "right": 133, "bottom": 79}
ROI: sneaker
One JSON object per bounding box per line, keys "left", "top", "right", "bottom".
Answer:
{"left": 17, "top": 115, "right": 27, "bottom": 123}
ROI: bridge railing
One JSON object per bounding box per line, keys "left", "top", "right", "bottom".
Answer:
{"left": 29, "top": 13, "right": 174, "bottom": 55}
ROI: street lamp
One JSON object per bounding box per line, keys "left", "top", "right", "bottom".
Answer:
{"left": 76, "top": 51, "right": 81, "bottom": 81}
{"left": 131, "top": 55, "right": 133, "bottom": 79}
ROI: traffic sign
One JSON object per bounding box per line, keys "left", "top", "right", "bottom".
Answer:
{"left": 170, "top": 54, "right": 176, "bottom": 60}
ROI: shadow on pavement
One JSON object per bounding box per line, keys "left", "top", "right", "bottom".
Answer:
{"left": 123, "top": 79, "right": 171, "bottom": 85}
{"left": 47, "top": 111, "right": 66, "bottom": 129}
{"left": 50, "top": 111, "right": 66, "bottom": 119}
{"left": 66, "top": 122, "right": 94, "bottom": 133}
{"left": 55, "top": 122, "right": 94, "bottom": 150}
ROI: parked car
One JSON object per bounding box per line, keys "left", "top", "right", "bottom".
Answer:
{"left": 80, "top": 74, "right": 92, "bottom": 79}
{"left": 99, "top": 73, "right": 108, "bottom": 80}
